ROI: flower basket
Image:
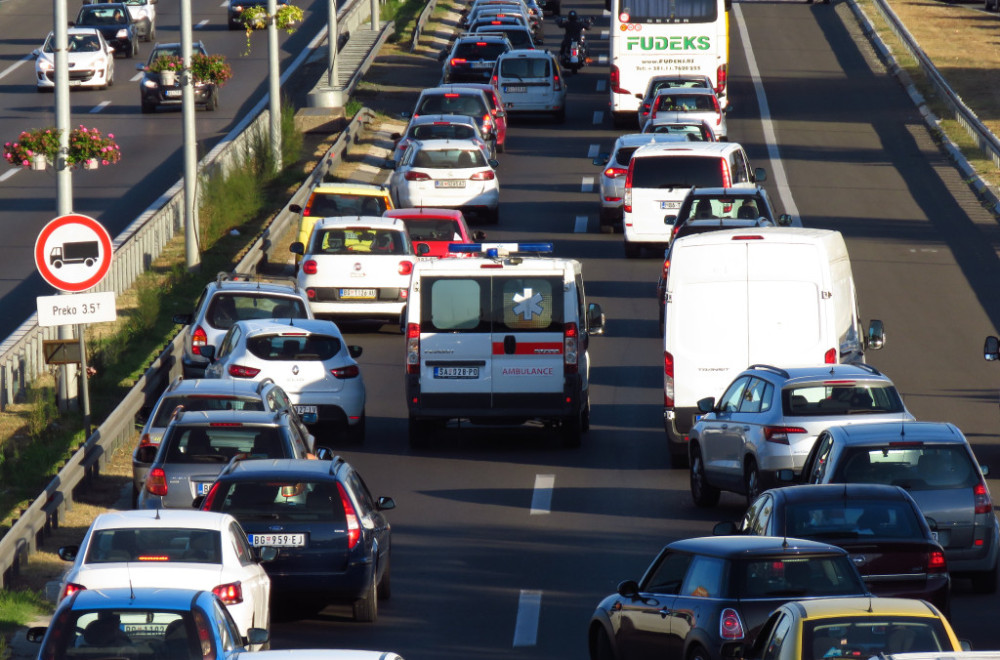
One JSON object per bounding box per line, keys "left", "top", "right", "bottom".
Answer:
{"left": 148, "top": 54, "right": 183, "bottom": 86}
{"left": 31, "top": 154, "right": 47, "bottom": 171}
{"left": 4, "top": 129, "right": 60, "bottom": 170}
{"left": 83, "top": 158, "right": 99, "bottom": 170}
{"left": 4, "top": 126, "right": 121, "bottom": 170}
{"left": 160, "top": 69, "right": 177, "bottom": 86}
{"left": 190, "top": 53, "right": 233, "bottom": 87}
{"left": 67, "top": 126, "right": 121, "bottom": 169}
{"left": 241, "top": 4, "right": 303, "bottom": 53}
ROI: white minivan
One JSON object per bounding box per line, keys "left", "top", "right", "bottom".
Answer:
{"left": 622, "top": 142, "right": 764, "bottom": 258}
{"left": 661, "top": 227, "right": 885, "bottom": 465}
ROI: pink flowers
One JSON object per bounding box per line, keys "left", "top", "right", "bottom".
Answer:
{"left": 2, "top": 126, "right": 121, "bottom": 170}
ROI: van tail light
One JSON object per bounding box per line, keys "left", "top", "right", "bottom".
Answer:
{"left": 302, "top": 260, "right": 318, "bottom": 275}
{"left": 720, "top": 608, "right": 745, "bottom": 640}
{"left": 927, "top": 550, "right": 947, "bottom": 574}
{"left": 338, "top": 482, "right": 361, "bottom": 549}
{"left": 146, "top": 467, "right": 168, "bottom": 496}
{"left": 470, "top": 170, "right": 495, "bottom": 180}
{"left": 975, "top": 481, "right": 993, "bottom": 514}
{"left": 716, "top": 63, "right": 728, "bottom": 96}
{"left": 406, "top": 323, "right": 421, "bottom": 374}
{"left": 201, "top": 483, "right": 219, "bottom": 510}
{"left": 664, "top": 351, "right": 674, "bottom": 407}
{"left": 610, "top": 65, "right": 627, "bottom": 94}
{"left": 59, "top": 583, "right": 85, "bottom": 602}
{"left": 564, "top": 322, "right": 578, "bottom": 374}
{"left": 720, "top": 158, "right": 731, "bottom": 188}
{"left": 228, "top": 364, "right": 261, "bottom": 378}
{"left": 824, "top": 348, "right": 837, "bottom": 364}
{"left": 213, "top": 582, "right": 243, "bottom": 605}
{"left": 623, "top": 159, "right": 634, "bottom": 213}
{"left": 451, "top": 58, "right": 467, "bottom": 66}
{"left": 399, "top": 260, "right": 414, "bottom": 275}
{"left": 491, "top": 74, "right": 498, "bottom": 86}
{"left": 604, "top": 167, "right": 627, "bottom": 179}
{"left": 763, "top": 426, "right": 807, "bottom": 444}
{"left": 191, "top": 325, "right": 207, "bottom": 355}
{"left": 193, "top": 608, "right": 217, "bottom": 660}
{"left": 661, "top": 257, "right": 671, "bottom": 279}
{"left": 552, "top": 73, "right": 562, "bottom": 91}
{"left": 331, "top": 364, "right": 360, "bottom": 379}
{"left": 405, "top": 171, "right": 431, "bottom": 181}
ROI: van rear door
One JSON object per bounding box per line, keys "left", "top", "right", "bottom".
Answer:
{"left": 630, "top": 154, "right": 727, "bottom": 242}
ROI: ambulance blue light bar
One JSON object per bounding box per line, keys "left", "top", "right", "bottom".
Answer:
{"left": 448, "top": 243, "right": 553, "bottom": 258}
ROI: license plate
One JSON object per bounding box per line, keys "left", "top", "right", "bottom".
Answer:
{"left": 340, "top": 288, "right": 377, "bottom": 299}
{"left": 196, "top": 482, "right": 212, "bottom": 495}
{"left": 472, "top": 62, "right": 492, "bottom": 68}
{"left": 165, "top": 89, "right": 181, "bottom": 97}
{"left": 435, "top": 180, "right": 466, "bottom": 188}
{"left": 294, "top": 405, "right": 317, "bottom": 415}
{"left": 504, "top": 85, "right": 527, "bottom": 93}
{"left": 248, "top": 533, "right": 306, "bottom": 547}
{"left": 660, "top": 201, "right": 681, "bottom": 209}
{"left": 434, "top": 366, "right": 479, "bottom": 378}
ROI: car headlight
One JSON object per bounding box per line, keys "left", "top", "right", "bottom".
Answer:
{"left": 38, "top": 59, "right": 54, "bottom": 71}
{"left": 117, "top": 28, "right": 128, "bottom": 39}
{"left": 232, "top": 4, "right": 244, "bottom": 11}
{"left": 142, "top": 78, "right": 158, "bottom": 88}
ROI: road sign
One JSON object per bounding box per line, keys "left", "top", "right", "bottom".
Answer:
{"left": 37, "top": 291, "right": 117, "bottom": 327}
{"left": 43, "top": 339, "right": 82, "bottom": 365}
{"left": 34, "top": 214, "right": 113, "bottom": 292}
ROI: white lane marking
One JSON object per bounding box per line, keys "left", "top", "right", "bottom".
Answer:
{"left": 530, "top": 474, "right": 555, "bottom": 514}
{"left": 196, "top": 19, "right": 209, "bottom": 28}
{"left": 512, "top": 590, "right": 542, "bottom": 647}
{"left": 130, "top": 72, "right": 144, "bottom": 82}
{"left": 581, "top": 176, "right": 594, "bottom": 192}
{"left": 598, "top": 54, "right": 608, "bottom": 64}
{"left": 592, "top": 110, "right": 603, "bottom": 124}
{"left": 587, "top": 144, "right": 600, "bottom": 158}
{"left": 733, "top": 3, "right": 799, "bottom": 221}
{"left": 89, "top": 101, "right": 111, "bottom": 113}
{"left": 0, "top": 168, "right": 20, "bottom": 183}
{"left": 219, "top": 0, "right": 227, "bottom": 5}
{"left": 596, "top": 79, "right": 606, "bottom": 92}
{"left": 600, "top": 29, "right": 609, "bottom": 39}
{"left": 574, "top": 215, "right": 589, "bottom": 233}
{"left": 0, "top": 56, "right": 31, "bottom": 82}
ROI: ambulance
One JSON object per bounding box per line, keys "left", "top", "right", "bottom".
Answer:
{"left": 404, "top": 243, "right": 605, "bottom": 448}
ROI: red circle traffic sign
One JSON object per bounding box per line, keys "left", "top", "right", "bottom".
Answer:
{"left": 34, "top": 214, "right": 113, "bottom": 292}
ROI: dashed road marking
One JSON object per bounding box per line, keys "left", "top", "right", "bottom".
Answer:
{"left": 596, "top": 79, "right": 606, "bottom": 92}
{"left": 592, "top": 110, "right": 603, "bottom": 124}
{"left": 196, "top": 19, "right": 209, "bottom": 28}
{"left": 574, "top": 215, "right": 589, "bottom": 233}
{"left": 513, "top": 590, "right": 542, "bottom": 647}
{"left": 90, "top": 101, "right": 111, "bottom": 113}
{"left": 598, "top": 54, "right": 608, "bottom": 64}
{"left": 0, "top": 57, "right": 31, "bottom": 82}
{"left": 131, "top": 72, "right": 144, "bottom": 82}
{"left": 601, "top": 29, "right": 609, "bottom": 39}
{"left": 581, "top": 176, "right": 594, "bottom": 192}
{"left": 587, "top": 144, "right": 599, "bottom": 158}
{"left": 0, "top": 169, "right": 20, "bottom": 183}
{"left": 530, "top": 474, "right": 555, "bottom": 514}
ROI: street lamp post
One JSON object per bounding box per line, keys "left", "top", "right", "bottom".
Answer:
{"left": 268, "top": 0, "right": 282, "bottom": 170}
{"left": 181, "top": 0, "right": 200, "bottom": 272}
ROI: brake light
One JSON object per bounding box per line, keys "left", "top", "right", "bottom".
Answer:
{"left": 451, "top": 58, "right": 467, "bottom": 65}
{"left": 399, "top": 260, "right": 414, "bottom": 275}
{"left": 470, "top": 170, "right": 495, "bottom": 180}
{"left": 720, "top": 608, "right": 744, "bottom": 640}
{"left": 337, "top": 482, "right": 361, "bottom": 549}
{"left": 139, "top": 433, "right": 154, "bottom": 447}
{"left": 720, "top": 158, "right": 732, "bottom": 188}
{"left": 476, "top": 41, "right": 487, "bottom": 46}
{"left": 228, "top": 364, "right": 261, "bottom": 378}
{"left": 564, "top": 322, "right": 578, "bottom": 374}
{"left": 661, "top": 257, "right": 671, "bottom": 279}
{"left": 192, "top": 326, "right": 207, "bottom": 355}
{"left": 603, "top": 166, "right": 627, "bottom": 179}
{"left": 610, "top": 65, "right": 624, "bottom": 94}
{"left": 406, "top": 323, "right": 420, "bottom": 375}
{"left": 405, "top": 171, "right": 431, "bottom": 181}
{"left": 553, "top": 73, "right": 562, "bottom": 92}
{"left": 763, "top": 426, "right": 807, "bottom": 444}
{"left": 332, "top": 364, "right": 360, "bottom": 379}
{"left": 623, "top": 159, "right": 634, "bottom": 213}
{"left": 146, "top": 467, "right": 168, "bottom": 496}
{"left": 193, "top": 608, "right": 217, "bottom": 660}
{"left": 491, "top": 74, "right": 498, "bottom": 86}
{"left": 302, "top": 260, "right": 318, "bottom": 275}
{"left": 716, "top": 63, "right": 728, "bottom": 96}
{"left": 824, "top": 348, "right": 837, "bottom": 364}
{"left": 444, "top": 93, "right": 460, "bottom": 97}
{"left": 59, "top": 583, "right": 85, "bottom": 601}
{"left": 927, "top": 550, "right": 947, "bottom": 573}
{"left": 482, "top": 113, "right": 494, "bottom": 134}
{"left": 201, "top": 483, "right": 219, "bottom": 510}
{"left": 306, "top": 288, "right": 316, "bottom": 300}
{"left": 213, "top": 582, "right": 243, "bottom": 605}
{"left": 664, "top": 351, "right": 674, "bottom": 407}
{"left": 975, "top": 481, "right": 993, "bottom": 514}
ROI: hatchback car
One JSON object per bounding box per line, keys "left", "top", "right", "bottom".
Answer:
{"left": 440, "top": 33, "right": 512, "bottom": 85}
{"left": 173, "top": 273, "right": 313, "bottom": 378}
{"left": 390, "top": 114, "right": 494, "bottom": 163}
{"left": 26, "top": 588, "right": 268, "bottom": 660}
{"left": 384, "top": 207, "right": 486, "bottom": 258}
{"left": 389, "top": 139, "right": 501, "bottom": 224}
{"left": 714, "top": 483, "right": 951, "bottom": 614}
{"left": 202, "top": 318, "right": 366, "bottom": 437}
{"left": 136, "top": 409, "right": 315, "bottom": 510}
{"left": 55, "top": 509, "right": 273, "bottom": 644}
{"left": 797, "top": 420, "right": 1000, "bottom": 592}
{"left": 492, "top": 49, "right": 566, "bottom": 122}
{"left": 200, "top": 457, "right": 395, "bottom": 622}
{"left": 644, "top": 87, "right": 727, "bottom": 138}
{"left": 588, "top": 536, "right": 869, "bottom": 660}
{"left": 411, "top": 86, "right": 497, "bottom": 148}
{"left": 450, "top": 82, "right": 509, "bottom": 152}
{"left": 635, "top": 73, "right": 722, "bottom": 126}
{"left": 34, "top": 28, "right": 115, "bottom": 91}
{"left": 688, "top": 363, "right": 914, "bottom": 507}
{"left": 73, "top": 2, "right": 138, "bottom": 58}
{"left": 138, "top": 41, "right": 219, "bottom": 113}
{"left": 743, "top": 597, "right": 962, "bottom": 660}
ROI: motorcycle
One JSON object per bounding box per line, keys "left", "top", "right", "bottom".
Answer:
{"left": 556, "top": 16, "right": 592, "bottom": 73}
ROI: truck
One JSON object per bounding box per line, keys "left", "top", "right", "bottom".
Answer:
{"left": 50, "top": 241, "right": 99, "bottom": 268}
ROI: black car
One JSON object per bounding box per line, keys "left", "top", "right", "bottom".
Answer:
{"left": 138, "top": 42, "right": 219, "bottom": 113}
{"left": 714, "top": 483, "right": 951, "bottom": 615}
{"left": 588, "top": 536, "right": 869, "bottom": 660}
{"left": 199, "top": 456, "right": 395, "bottom": 622}
{"left": 440, "top": 34, "right": 512, "bottom": 85}
{"left": 73, "top": 3, "right": 138, "bottom": 58}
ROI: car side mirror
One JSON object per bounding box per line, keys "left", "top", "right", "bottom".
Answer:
{"left": 173, "top": 313, "right": 192, "bottom": 325}
{"left": 985, "top": 336, "right": 1000, "bottom": 361}
{"left": 713, "top": 521, "right": 737, "bottom": 536}
{"left": 68, "top": 21, "right": 76, "bottom": 26}
{"left": 400, "top": 111, "right": 411, "bottom": 119}
{"left": 135, "top": 406, "right": 151, "bottom": 425}
{"left": 199, "top": 345, "right": 216, "bottom": 361}
{"left": 592, "top": 153, "right": 609, "bottom": 166}
{"left": 258, "top": 546, "right": 278, "bottom": 562}
{"left": 587, "top": 303, "right": 605, "bottom": 336}
{"left": 288, "top": 203, "right": 303, "bottom": 214}
{"left": 616, "top": 579, "right": 640, "bottom": 598}
{"left": 135, "top": 444, "right": 158, "bottom": 464}
{"left": 315, "top": 446, "right": 334, "bottom": 460}
{"left": 472, "top": 230, "right": 486, "bottom": 241}
{"left": 32, "top": 49, "right": 41, "bottom": 59}
{"left": 348, "top": 345, "right": 363, "bottom": 358}
{"left": 753, "top": 167, "right": 767, "bottom": 183}
{"left": 981, "top": 464, "right": 990, "bottom": 477}
{"left": 488, "top": 158, "right": 500, "bottom": 169}
{"left": 634, "top": 93, "right": 644, "bottom": 99}
{"left": 776, "top": 468, "right": 795, "bottom": 483}
{"left": 437, "top": 48, "right": 449, "bottom": 61}
{"left": 416, "top": 243, "right": 430, "bottom": 256}
{"left": 697, "top": 397, "right": 715, "bottom": 413}
{"left": 777, "top": 213, "right": 793, "bottom": 227}
{"left": 136, "top": 62, "right": 145, "bottom": 70}
{"left": 58, "top": 545, "right": 79, "bottom": 561}
{"left": 289, "top": 242, "right": 305, "bottom": 256}
{"left": 26, "top": 628, "right": 47, "bottom": 644}
{"left": 390, "top": 132, "right": 402, "bottom": 141}
{"left": 377, "top": 496, "right": 396, "bottom": 511}
{"left": 866, "top": 319, "right": 885, "bottom": 350}
{"left": 246, "top": 628, "right": 269, "bottom": 648}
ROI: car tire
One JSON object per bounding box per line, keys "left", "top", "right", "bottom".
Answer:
{"left": 561, "top": 408, "right": 583, "bottom": 448}
{"left": 690, "top": 445, "right": 720, "bottom": 507}
{"left": 487, "top": 207, "right": 500, "bottom": 225}
{"left": 106, "top": 65, "right": 114, "bottom": 88}
{"left": 745, "top": 458, "right": 761, "bottom": 507}
{"left": 128, "top": 41, "right": 137, "bottom": 59}
{"left": 377, "top": 552, "right": 391, "bottom": 600}
{"left": 409, "top": 417, "right": 430, "bottom": 449}
{"left": 972, "top": 563, "right": 998, "bottom": 594}
{"left": 591, "top": 627, "right": 614, "bottom": 660}
{"left": 612, "top": 113, "right": 631, "bottom": 129}
{"left": 349, "top": 411, "right": 366, "bottom": 444}
{"left": 624, "top": 242, "right": 640, "bottom": 259}
{"left": 149, "top": 23, "right": 156, "bottom": 40}
{"left": 687, "top": 643, "right": 711, "bottom": 660}
{"left": 352, "top": 567, "right": 378, "bottom": 622}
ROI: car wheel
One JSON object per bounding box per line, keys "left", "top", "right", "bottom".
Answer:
{"left": 612, "top": 113, "right": 631, "bottom": 129}
{"left": 409, "top": 417, "right": 430, "bottom": 449}
{"left": 688, "top": 643, "right": 711, "bottom": 660}
{"left": 624, "top": 242, "right": 640, "bottom": 259}
{"left": 496, "top": 140, "right": 505, "bottom": 154}
{"left": 690, "top": 445, "right": 720, "bottom": 507}
{"left": 745, "top": 458, "right": 761, "bottom": 507}
{"left": 972, "top": 562, "right": 998, "bottom": 594}
{"left": 131, "top": 486, "right": 139, "bottom": 508}
{"left": 352, "top": 566, "right": 378, "bottom": 622}
{"left": 349, "top": 411, "right": 366, "bottom": 444}
{"left": 377, "top": 552, "right": 391, "bottom": 600}
{"left": 128, "top": 41, "right": 136, "bottom": 59}
{"left": 591, "top": 627, "right": 614, "bottom": 660}
{"left": 106, "top": 63, "right": 114, "bottom": 87}
{"left": 149, "top": 23, "right": 156, "bottom": 40}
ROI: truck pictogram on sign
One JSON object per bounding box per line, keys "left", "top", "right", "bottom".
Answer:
{"left": 34, "top": 214, "right": 113, "bottom": 292}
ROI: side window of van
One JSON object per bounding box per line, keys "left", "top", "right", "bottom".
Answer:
{"left": 496, "top": 277, "right": 563, "bottom": 331}
{"left": 575, "top": 274, "right": 586, "bottom": 330}
{"left": 731, "top": 151, "right": 750, "bottom": 184}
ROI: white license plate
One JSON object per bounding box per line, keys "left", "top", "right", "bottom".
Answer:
{"left": 248, "top": 533, "right": 306, "bottom": 547}
{"left": 435, "top": 180, "right": 466, "bottom": 188}
{"left": 165, "top": 89, "right": 181, "bottom": 97}
{"left": 472, "top": 62, "right": 492, "bottom": 68}
{"left": 434, "top": 366, "right": 479, "bottom": 378}
{"left": 660, "top": 201, "right": 681, "bottom": 209}
{"left": 340, "top": 288, "right": 377, "bottom": 299}
{"left": 294, "top": 405, "right": 317, "bottom": 415}
{"left": 504, "top": 85, "right": 527, "bottom": 93}
{"left": 196, "top": 482, "right": 212, "bottom": 495}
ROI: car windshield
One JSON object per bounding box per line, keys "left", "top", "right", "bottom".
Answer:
{"left": 246, "top": 334, "right": 342, "bottom": 361}
{"left": 453, "top": 42, "right": 509, "bottom": 59}
{"left": 782, "top": 382, "right": 906, "bottom": 416}
{"left": 412, "top": 148, "right": 487, "bottom": 169}
{"left": 152, "top": 396, "right": 265, "bottom": 427}
{"left": 500, "top": 56, "right": 549, "bottom": 78}
{"left": 305, "top": 192, "right": 388, "bottom": 217}
{"left": 209, "top": 481, "right": 346, "bottom": 521}
{"left": 654, "top": 94, "right": 716, "bottom": 112}
{"left": 311, "top": 228, "right": 408, "bottom": 255}
{"left": 404, "top": 218, "right": 463, "bottom": 241}
{"left": 123, "top": 0, "right": 147, "bottom": 5}
{"left": 163, "top": 426, "right": 288, "bottom": 463}
{"left": 47, "top": 33, "right": 102, "bottom": 53}
{"left": 802, "top": 616, "right": 952, "bottom": 660}
{"left": 834, "top": 445, "right": 979, "bottom": 490}
{"left": 738, "top": 556, "right": 865, "bottom": 598}
{"left": 85, "top": 528, "right": 222, "bottom": 563}
{"left": 150, "top": 45, "right": 205, "bottom": 61}
{"left": 784, "top": 499, "right": 923, "bottom": 540}
{"left": 77, "top": 7, "right": 127, "bottom": 25}
{"left": 205, "top": 293, "right": 309, "bottom": 330}
{"left": 411, "top": 123, "right": 477, "bottom": 141}
{"left": 41, "top": 609, "right": 198, "bottom": 660}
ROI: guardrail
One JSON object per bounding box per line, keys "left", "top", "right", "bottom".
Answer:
{"left": 0, "top": 107, "right": 378, "bottom": 588}
{"left": 410, "top": 0, "right": 439, "bottom": 51}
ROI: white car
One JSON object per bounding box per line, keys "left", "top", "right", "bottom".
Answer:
{"left": 389, "top": 139, "right": 501, "bottom": 224}
{"left": 33, "top": 28, "right": 115, "bottom": 91}
{"left": 202, "top": 318, "right": 367, "bottom": 440}
{"left": 55, "top": 509, "right": 272, "bottom": 647}
{"left": 123, "top": 0, "right": 157, "bottom": 40}
{"left": 642, "top": 87, "right": 727, "bottom": 139}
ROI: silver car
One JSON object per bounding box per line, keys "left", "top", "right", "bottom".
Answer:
{"left": 135, "top": 409, "right": 314, "bottom": 510}
{"left": 798, "top": 420, "right": 1000, "bottom": 591}
{"left": 389, "top": 114, "right": 493, "bottom": 163}
{"left": 643, "top": 87, "right": 728, "bottom": 138}
{"left": 689, "top": 363, "right": 914, "bottom": 508}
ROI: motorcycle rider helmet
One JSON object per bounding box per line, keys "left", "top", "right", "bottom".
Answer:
{"left": 568, "top": 9, "right": 577, "bottom": 18}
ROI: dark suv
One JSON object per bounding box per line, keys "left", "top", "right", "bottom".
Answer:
{"left": 138, "top": 41, "right": 218, "bottom": 113}
{"left": 440, "top": 34, "right": 511, "bottom": 84}
{"left": 73, "top": 2, "right": 138, "bottom": 58}
{"left": 199, "top": 457, "right": 395, "bottom": 622}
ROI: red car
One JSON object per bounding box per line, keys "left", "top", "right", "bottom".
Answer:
{"left": 384, "top": 208, "right": 486, "bottom": 259}
{"left": 449, "top": 83, "right": 508, "bottom": 153}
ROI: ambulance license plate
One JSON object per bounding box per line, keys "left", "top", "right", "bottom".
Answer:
{"left": 435, "top": 180, "right": 466, "bottom": 188}
{"left": 248, "top": 533, "right": 306, "bottom": 547}
{"left": 434, "top": 367, "right": 479, "bottom": 379}
{"left": 340, "top": 288, "right": 376, "bottom": 299}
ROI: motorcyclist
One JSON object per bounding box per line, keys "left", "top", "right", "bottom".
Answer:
{"left": 558, "top": 10, "right": 590, "bottom": 58}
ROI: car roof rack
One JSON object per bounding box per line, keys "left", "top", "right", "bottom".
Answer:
{"left": 850, "top": 363, "right": 882, "bottom": 376}
{"left": 215, "top": 271, "right": 300, "bottom": 291}
{"left": 747, "top": 364, "right": 790, "bottom": 379}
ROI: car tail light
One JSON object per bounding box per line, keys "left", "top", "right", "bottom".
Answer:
{"left": 564, "top": 322, "right": 578, "bottom": 374}
{"left": 720, "top": 608, "right": 745, "bottom": 640}
{"left": 201, "top": 483, "right": 219, "bottom": 510}
{"left": 406, "top": 323, "right": 420, "bottom": 375}
{"left": 491, "top": 74, "right": 498, "bottom": 86}
{"left": 337, "top": 482, "right": 361, "bottom": 549}
{"left": 664, "top": 351, "right": 674, "bottom": 407}
{"left": 482, "top": 113, "right": 494, "bottom": 135}
{"left": 720, "top": 158, "right": 732, "bottom": 188}
{"left": 552, "top": 73, "right": 562, "bottom": 92}
{"left": 623, "top": 159, "right": 634, "bottom": 213}
{"left": 975, "top": 481, "right": 993, "bottom": 514}
{"left": 146, "top": 467, "right": 168, "bottom": 496}
{"left": 604, "top": 166, "right": 627, "bottom": 179}
{"left": 405, "top": 171, "right": 431, "bottom": 181}
{"left": 661, "top": 257, "right": 671, "bottom": 279}
{"left": 470, "top": 170, "right": 495, "bottom": 180}
{"left": 824, "top": 348, "right": 837, "bottom": 364}
{"left": 59, "top": 583, "right": 85, "bottom": 602}
{"left": 444, "top": 93, "right": 460, "bottom": 97}
{"left": 476, "top": 41, "right": 488, "bottom": 46}
{"left": 716, "top": 63, "right": 728, "bottom": 96}
{"left": 228, "top": 364, "right": 261, "bottom": 378}
{"left": 763, "top": 426, "right": 807, "bottom": 444}
{"left": 213, "top": 582, "right": 243, "bottom": 605}
{"left": 193, "top": 608, "right": 217, "bottom": 660}
{"left": 306, "top": 288, "right": 316, "bottom": 300}
{"left": 399, "top": 260, "right": 414, "bottom": 275}
{"left": 451, "top": 58, "right": 467, "bottom": 65}
{"left": 927, "top": 550, "right": 947, "bottom": 573}
{"left": 331, "top": 364, "right": 360, "bottom": 379}
{"left": 713, "top": 96, "right": 721, "bottom": 124}
{"left": 302, "top": 195, "right": 314, "bottom": 216}
{"left": 301, "top": 260, "right": 318, "bottom": 275}
{"left": 191, "top": 325, "right": 207, "bottom": 355}
{"left": 610, "top": 65, "right": 626, "bottom": 94}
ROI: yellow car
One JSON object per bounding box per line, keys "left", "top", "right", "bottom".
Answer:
{"left": 289, "top": 182, "right": 394, "bottom": 254}
{"left": 744, "top": 597, "right": 963, "bottom": 660}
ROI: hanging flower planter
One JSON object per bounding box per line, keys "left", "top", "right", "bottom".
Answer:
{"left": 240, "top": 4, "right": 304, "bottom": 54}
{"left": 83, "top": 158, "right": 99, "bottom": 170}
{"left": 160, "top": 69, "right": 177, "bottom": 86}
{"left": 3, "top": 126, "right": 122, "bottom": 171}
{"left": 31, "top": 154, "right": 47, "bottom": 171}
{"left": 3, "top": 129, "right": 60, "bottom": 170}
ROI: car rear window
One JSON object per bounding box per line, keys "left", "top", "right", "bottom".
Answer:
{"left": 645, "top": 123, "right": 714, "bottom": 140}
{"left": 43, "top": 609, "right": 195, "bottom": 660}
{"left": 421, "top": 275, "right": 564, "bottom": 332}
{"left": 500, "top": 56, "right": 550, "bottom": 78}
{"left": 413, "top": 149, "right": 487, "bottom": 169}
{"left": 479, "top": 27, "right": 532, "bottom": 48}
{"left": 246, "top": 334, "right": 342, "bottom": 361}
{"left": 85, "top": 528, "right": 221, "bottom": 563}
{"left": 802, "top": 617, "right": 952, "bottom": 659}
{"left": 784, "top": 500, "right": 923, "bottom": 540}
{"left": 306, "top": 192, "right": 388, "bottom": 217}
{"left": 410, "top": 123, "right": 477, "bottom": 141}
{"left": 631, "top": 156, "right": 727, "bottom": 189}
{"left": 782, "top": 383, "right": 906, "bottom": 416}
{"left": 454, "top": 42, "right": 509, "bottom": 60}
{"left": 834, "top": 445, "right": 979, "bottom": 490}
{"left": 738, "top": 556, "right": 865, "bottom": 598}
{"left": 416, "top": 94, "right": 487, "bottom": 116}
{"left": 152, "top": 395, "right": 265, "bottom": 427}
{"left": 206, "top": 293, "right": 309, "bottom": 330}
{"left": 208, "top": 481, "right": 347, "bottom": 522}
{"left": 311, "top": 228, "right": 407, "bottom": 255}
{"left": 404, "top": 218, "right": 463, "bottom": 241}
{"left": 651, "top": 79, "right": 710, "bottom": 95}
{"left": 163, "top": 426, "right": 288, "bottom": 463}
{"left": 653, "top": 93, "right": 717, "bottom": 112}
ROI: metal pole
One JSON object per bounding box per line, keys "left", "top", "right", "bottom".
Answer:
{"left": 267, "top": 0, "right": 282, "bottom": 171}
{"left": 76, "top": 324, "right": 91, "bottom": 438}
{"left": 370, "top": 0, "right": 379, "bottom": 31}
{"left": 181, "top": 0, "right": 200, "bottom": 272}
{"left": 327, "top": 0, "right": 339, "bottom": 88}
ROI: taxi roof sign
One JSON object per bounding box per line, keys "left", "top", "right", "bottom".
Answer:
{"left": 448, "top": 242, "right": 553, "bottom": 258}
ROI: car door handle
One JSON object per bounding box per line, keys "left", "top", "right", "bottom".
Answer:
{"left": 658, "top": 608, "right": 672, "bottom": 618}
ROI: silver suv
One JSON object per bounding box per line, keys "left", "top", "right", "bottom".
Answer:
{"left": 135, "top": 409, "right": 315, "bottom": 510}
{"left": 688, "top": 363, "right": 914, "bottom": 508}
{"left": 173, "top": 273, "right": 313, "bottom": 378}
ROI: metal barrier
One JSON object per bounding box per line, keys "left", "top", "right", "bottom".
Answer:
{"left": 410, "top": 0, "right": 439, "bottom": 51}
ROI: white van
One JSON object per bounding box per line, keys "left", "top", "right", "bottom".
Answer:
{"left": 404, "top": 242, "right": 604, "bottom": 448}
{"left": 661, "top": 227, "right": 885, "bottom": 464}
{"left": 493, "top": 49, "right": 567, "bottom": 122}
{"left": 622, "top": 142, "right": 764, "bottom": 258}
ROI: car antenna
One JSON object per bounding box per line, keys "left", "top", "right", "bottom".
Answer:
{"left": 154, "top": 505, "right": 160, "bottom": 520}
{"left": 867, "top": 594, "right": 873, "bottom": 613}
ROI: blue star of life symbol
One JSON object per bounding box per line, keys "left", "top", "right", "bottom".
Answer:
{"left": 512, "top": 288, "right": 544, "bottom": 320}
